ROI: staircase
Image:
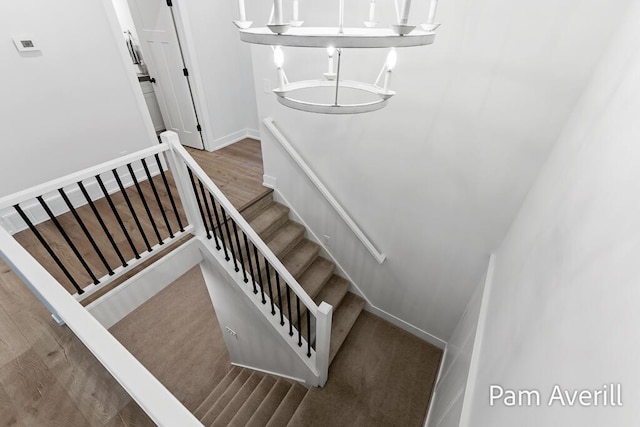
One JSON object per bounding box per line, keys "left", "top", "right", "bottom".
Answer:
{"left": 242, "top": 192, "right": 366, "bottom": 365}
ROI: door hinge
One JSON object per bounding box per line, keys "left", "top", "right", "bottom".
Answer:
{"left": 196, "top": 124, "right": 202, "bottom": 132}
{"left": 166, "top": 0, "right": 173, "bottom": 6}
{"left": 183, "top": 68, "right": 189, "bottom": 77}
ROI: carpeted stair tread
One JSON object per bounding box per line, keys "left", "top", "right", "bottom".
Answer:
{"left": 284, "top": 257, "right": 336, "bottom": 322}
{"left": 194, "top": 367, "right": 241, "bottom": 419}
{"left": 199, "top": 369, "right": 252, "bottom": 425}
{"left": 265, "top": 383, "right": 308, "bottom": 427}
{"left": 299, "top": 274, "right": 352, "bottom": 338}
{"left": 248, "top": 202, "right": 290, "bottom": 240}
{"left": 280, "top": 239, "right": 321, "bottom": 279}
{"left": 240, "top": 191, "right": 274, "bottom": 222}
{"left": 211, "top": 372, "right": 265, "bottom": 427}
{"left": 329, "top": 292, "right": 366, "bottom": 364}
{"left": 246, "top": 379, "right": 293, "bottom": 427}
{"left": 265, "top": 221, "right": 306, "bottom": 260}
{"left": 228, "top": 375, "right": 277, "bottom": 427}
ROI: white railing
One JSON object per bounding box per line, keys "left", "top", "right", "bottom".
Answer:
{"left": 163, "top": 132, "right": 332, "bottom": 386}
{"left": 263, "top": 118, "right": 386, "bottom": 264}
{"left": 0, "top": 132, "right": 332, "bottom": 424}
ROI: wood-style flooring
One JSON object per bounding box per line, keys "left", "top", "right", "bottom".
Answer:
{"left": 0, "top": 139, "right": 267, "bottom": 426}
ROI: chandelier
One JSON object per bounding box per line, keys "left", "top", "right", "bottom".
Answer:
{"left": 233, "top": 0, "right": 440, "bottom": 114}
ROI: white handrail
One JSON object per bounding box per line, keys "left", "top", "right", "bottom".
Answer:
{"left": 0, "top": 226, "right": 202, "bottom": 426}
{"left": 0, "top": 144, "right": 169, "bottom": 211}
{"left": 164, "top": 135, "right": 320, "bottom": 317}
{"left": 263, "top": 118, "right": 386, "bottom": 264}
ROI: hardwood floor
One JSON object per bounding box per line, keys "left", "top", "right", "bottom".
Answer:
{"left": 0, "top": 139, "right": 268, "bottom": 426}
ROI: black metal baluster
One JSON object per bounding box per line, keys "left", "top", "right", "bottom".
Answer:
{"left": 286, "top": 285, "right": 293, "bottom": 336}
{"left": 265, "top": 263, "right": 275, "bottom": 315}
{"left": 210, "top": 196, "right": 229, "bottom": 260}
{"left": 243, "top": 233, "right": 257, "bottom": 293}
{"left": 276, "top": 272, "right": 284, "bottom": 326}
{"left": 96, "top": 175, "right": 140, "bottom": 259}
{"left": 219, "top": 206, "right": 238, "bottom": 272}
{"left": 113, "top": 169, "right": 152, "bottom": 252}
{"left": 296, "top": 295, "right": 302, "bottom": 346}
{"left": 37, "top": 196, "right": 100, "bottom": 285}
{"left": 141, "top": 158, "right": 174, "bottom": 239}
{"left": 307, "top": 310, "right": 312, "bottom": 357}
{"left": 197, "top": 181, "right": 216, "bottom": 239}
{"left": 206, "top": 194, "right": 222, "bottom": 250}
{"left": 155, "top": 153, "right": 184, "bottom": 232}
{"left": 58, "top": 188, "right": 113, "bottom": 275}
{"left": 14, "top": 204, "right": 83, "bottom": 294}
{"left": 187, "top": 168, "right": 211, "bottom": 239}
{"left": 232, "top": 221, "right": 248, "bottom": 282}
{"left": 253, "top": 245, "right": 266, "bottom": 304}
{"left": 78, "top": 182, "right": 128, "bottom": 267}
{"left": 127, "top": 163, "right": 163, "bottom": 245}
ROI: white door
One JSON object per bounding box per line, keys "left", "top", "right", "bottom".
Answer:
{"left": 128, "top": 0, "right": 203, "bottom": 149}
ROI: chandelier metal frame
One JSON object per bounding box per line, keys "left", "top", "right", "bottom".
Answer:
{"left": 233, "top": 0, "right": 441, "bottom": 114}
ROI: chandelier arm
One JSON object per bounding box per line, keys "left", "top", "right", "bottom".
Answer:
{"left": 394, "top": 0, "right": 401, "bottom": 23}
{"left": 268, "top": 4, "right": 274, "bottom": 25}
{"left": 334, "top": 49, "right": 342, "bottom": 106}
{"left": 374, "top": 61, "right": 387, "bottom": 87}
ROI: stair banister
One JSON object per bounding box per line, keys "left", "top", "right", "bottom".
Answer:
{"left": 164, "top": 134, "right": 320, "bottom": 318}
{"left": 0, "top": 226, "right": 202, "bottom": 426}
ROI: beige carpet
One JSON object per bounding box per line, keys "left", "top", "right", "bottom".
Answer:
{"left": 109, "top": 266, "right": 442, "bottom": 426}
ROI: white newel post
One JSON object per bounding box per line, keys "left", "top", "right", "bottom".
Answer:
{"left": 160, "top": 131, "right": 207, "bottom": 237}
{"left": 315, "top": 301, "right": 333, "bottom": 387}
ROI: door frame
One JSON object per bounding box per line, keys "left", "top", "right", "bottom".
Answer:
{"left": 101, "top": 0, "right": 216, "bottom": 151}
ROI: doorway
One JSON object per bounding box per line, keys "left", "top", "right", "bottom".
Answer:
{"left": 110, "top": 0, "right": 205, "bottom": 149}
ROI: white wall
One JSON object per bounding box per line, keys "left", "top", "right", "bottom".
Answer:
{"left": 0, "top": 0, "right": 155, "bottom": 197}
{"left": 464, "top": 1, "right": 640, "bottom": 424}
{"left": 178, "top": 0, "right": 259, "bottom": 148}
{"left": 248, "top": 0, "right": 631, "bottom": 340}
{"left": 427, "top": 262, "right": 489, "bottom": 427}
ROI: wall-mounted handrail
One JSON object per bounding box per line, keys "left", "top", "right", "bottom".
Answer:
{"left": 263, "top": 118, "right": 386, "bottom": 264}
{"left": 0, "top": 226, "right": 202, "bottom": 426}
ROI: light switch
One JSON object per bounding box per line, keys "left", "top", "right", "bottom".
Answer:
{"left": 12, "top": 36, "right": 40, "bottom": 52}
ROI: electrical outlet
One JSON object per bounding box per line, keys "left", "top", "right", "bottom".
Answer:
{"left": 225, "top": 326, "right": 238, "bottom": 338}
{"left": 263, "top": 78, "right": 271, "bottom": 93}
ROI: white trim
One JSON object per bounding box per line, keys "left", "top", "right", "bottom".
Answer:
{"left": 246, "top": 128, "right": 261, "bottom": 140}
{"left": 272, "top": 188, "right": 447, "bottom": 349}
{"left": 101, "top": 0, "right": 160, "bottom": 148}
{"left": 212, "top": 128, "right": 262, "bottom": 151}
{"left": 263, "top": 117, "right": 386, "bottom": 264}
{"left": 263, "top": 174, "right": 277, "bottom": 189}
{"left": 424, "top": 344, "right": 449, "bottom": 426}
{"left": 0, "top": 153, "right": 165, "bottom": 234}
{"left": 459, "top": 253, "right": 495, "bottom": 427}
{"left": 86, "top": 238, "right": 202, "bottom": 329}
{"left": 0, "top": 226, "right": 202, "bottom": 426}
{"left": 230, "top": 362, "right": 307, "bottom": 386}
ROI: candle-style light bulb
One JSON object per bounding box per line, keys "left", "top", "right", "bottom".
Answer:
{"left": 274, "top": 0, "right": 283, "bottom": 24}
{"left": 237, "top": 0, "right": 247, "bottom": 22}
{"left": 369, "top": 0, "right": 376, "bottom": 22}
{"left": 293, "top": 0, "right": 300, "bottom": 21}
{"left": 274, "top": 46, "right": 285, "bottom": 88}
{"left": 427, "top": 0, "right": 438, "bottom": 24}
{"left": 327, "top": 46, "right": 335, "bottom": 74}
{"left": 400, "top": 0, "right": 412, "bottom": 25}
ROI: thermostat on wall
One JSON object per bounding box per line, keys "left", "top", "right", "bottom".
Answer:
{"left": 12, "top": 36, "right": 40, "bottom": 52}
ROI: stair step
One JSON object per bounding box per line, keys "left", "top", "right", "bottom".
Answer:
{"left": 240, "top": 191, "right": 274, "bottom": 222}
{"left": 228, "top": 375, "right": 276, "bottom": 427}
{"left": 281, "top": 256, "right": 336, "bottom": 325}
{"left": 280, "top": 239, "right": 321, "bottom": 279}
{"left": 265, "top": 383, "right": 308, "bottom": 427}
{"left": 194, "top": 367, "right": 241, "bottom": 419}
{"left": 200, "top": 369, "right": 252, "bottom": 425}
{"left": 248, "top": 202, "right": 290, "bottom": 240}
{"left": 329, "top": 292, "right": 366, "bottom": 364}
{"left": 246, "top": 379, "right": 292, "bottom": 427}
{"left": 211, "top": 372, "right": 264, "bottom": 427}
{"left": 265, "top": 221, "right": 305, "bottom": 260}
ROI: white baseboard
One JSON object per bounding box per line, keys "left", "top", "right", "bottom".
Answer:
{"left": 271, "top": 188, "right": 447, "bottom": 350}
{"left": 212, "top": 128, "right": 261, "bottom": 152}
{"left": 424, "top": 344, "right": 449, "bottom": 426}
{"left": 262, "top": 175, "right": 277, "bottom": 189}
{"left": 0, "top": 162, "right": 161, "bottom": 235}
{"left": 86, "top": 238, "right": 202, "bottom": 329}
